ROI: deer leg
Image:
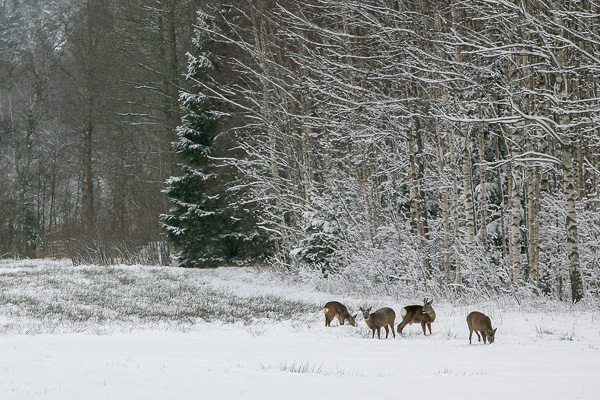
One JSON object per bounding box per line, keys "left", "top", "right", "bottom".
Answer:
{"left": 469, "top": 329, "right": 473, "bottom": 344}
{"left": 390, "top": 324, "right": 396, "bottom": 338}
{"left": 372, "top": 329, "right": 375, "bottom": 338}
{"left": 397, "top": 320, "right": 407, "bottom": 334}
{"left": 384, "top": 325, "right": 389, "bottom": 339}
{"left": 421, "top": 322, "right": 427, "bottom": 335}
{"left": 337, "top": 315, "right": 344, "bottom": 326}
{"left": 482, "top": 332, "right": 487, "bottom": 344}
{"left": 377, "top": 327, "right": 381, "bottom": 339}
{"left": 475, "top": 330, "right": 481, "bottom": 342}
{"left": 427, "top": 322, "right": 432, "bottom": 335}
{"left": 325, "top": 316, "right": 330, "bottom": 327}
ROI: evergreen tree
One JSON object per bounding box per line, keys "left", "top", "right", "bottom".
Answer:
{"left": 161, "top": 90, "right": 219, "bottom": 267}
{"left": 162, "top": 10, "right": 268, "bottom": 268}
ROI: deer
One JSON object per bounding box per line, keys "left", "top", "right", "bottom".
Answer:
{"left": 466, "top": 311, "right": 497, "bottom": 344}
{"left": 359, "top": 307, "right": 396, "bottom": 339}
{"left": 323, "top": 301, "right": 357, "bottom": 327}
{"left": 396, "top": 298, "right": 436, "bottom": 336}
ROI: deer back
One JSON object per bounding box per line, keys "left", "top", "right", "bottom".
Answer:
{"left": 324, "top": 301, "right": 348, "bottom": 316}
{"left": 365, "top": 307, "right": 396, "bottom": 328}
{"left": 324, "top": 301, "right": 356, "bottom": 326}
{"left": 401, "top": 305, "right": 430, "bottom": 323}
{"left": 466, "top": 311, "right": 492, "bottom": 331}
{"left": 401, "top": 298, "right": 435, "bottom": 323}
{"left": 400, "top": 305, "right": 423, "bottom": 322}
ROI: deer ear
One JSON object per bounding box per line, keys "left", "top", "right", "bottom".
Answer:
{"left": 430, "top": 300, "right": 434, "bottom": 305}
{"left": 359, "top": 307, "right": 364, "bottom": 312}
{"left": 494, "top": 328, "right": 497, "bottom": 333}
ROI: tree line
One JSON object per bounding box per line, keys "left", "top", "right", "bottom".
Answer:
{"left": 181, "top": 0, "right": 599, "bottom": 302}
{"left": 0, "top": 0, "right": 201, "bottom": 264}
{"left": 2, "top": 0, "right": 599, "bottom": 302}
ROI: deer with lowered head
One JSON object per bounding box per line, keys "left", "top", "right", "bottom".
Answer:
{"left": 397, "top": 298, "right": 436, "bottom": 335}
{"left": 466, "top": 311, "right": 497, "bottom": 344}
{"left": 360, "top": 307, "right": 396, "bottom": 339}
{"left": 323, "top": 301, "right": 357, "bottom": 327}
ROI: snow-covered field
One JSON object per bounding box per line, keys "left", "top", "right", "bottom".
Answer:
{"left": 0, "top": 259, "right": 599, "bottom": 399}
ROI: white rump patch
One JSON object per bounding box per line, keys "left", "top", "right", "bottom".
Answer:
{"left": 400, "top": 308, "right": 407, "bottom": 317}
{"left": 323, "top": 308, "right": 329, "bottom": 314}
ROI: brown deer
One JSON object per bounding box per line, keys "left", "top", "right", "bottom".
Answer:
{"left": 466, "top": 311, "right": 497, "bottom": 344}
{"left": 323, "top": 301, "right": 357, "bottom": 327}
{"left": 396, "top": 298, "right": 436, "bottom": 335}
{"left": 359, "top": 307, "right": 396, "bottom": 339}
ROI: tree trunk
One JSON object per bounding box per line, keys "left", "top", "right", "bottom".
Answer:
{"left": 461, "top": 122, "right": 476, "bottom": 256}
{"left": 562, "top": 143, "right": 583, "bottom": 303}
{"left": 526, "top": 141, "right": 539, "bottom": 284}
{"left": 451, "top": 5, "right": 473, "bottom": 282}
{"left": 407, "top": 118, "right": 430, "bottom": 274}
{"left": 449, "top": 127, "right": 461, "bottom": 285}
{"left": 81, "top": 117, "right": 94, "bottom": 235}
{"left": 477, "top": 107, "right": 488, "bottom": 252}
{"left": 506, "top": 132, "right": 522, "bottom": 285}
{"left": 437, "top": 132, "right": 452, "bottom": 283}
{"left": 502, "top": 40, "right": 522, "bottom": 285}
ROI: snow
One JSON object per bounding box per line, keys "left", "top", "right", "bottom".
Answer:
{"left": 0, "top": 260, "right": 599, "bottom": 399}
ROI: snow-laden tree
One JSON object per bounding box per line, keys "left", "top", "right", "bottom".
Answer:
{"left": 195, "top": 0, "right": 600, "bottom": 301}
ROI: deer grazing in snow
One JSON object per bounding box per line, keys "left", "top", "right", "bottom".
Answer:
{"left": 466, "top": 311, "right": 497, "bottom": 344}
{"left": 360, "top": 307, "right": 396, "bottom": 339}
{"left": 397, "top": 298, "right": 436, "bottom": 335}
{"left": 323, "top": 301, "right": 357, "bottom": 327}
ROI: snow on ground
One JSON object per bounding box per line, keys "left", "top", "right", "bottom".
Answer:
{"left": 0, "top": 260, "right": 599, "bottom": 399}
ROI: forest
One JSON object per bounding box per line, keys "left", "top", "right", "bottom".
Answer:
{"left": 1, "top": 0, "right": 600, "bottom": 303}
